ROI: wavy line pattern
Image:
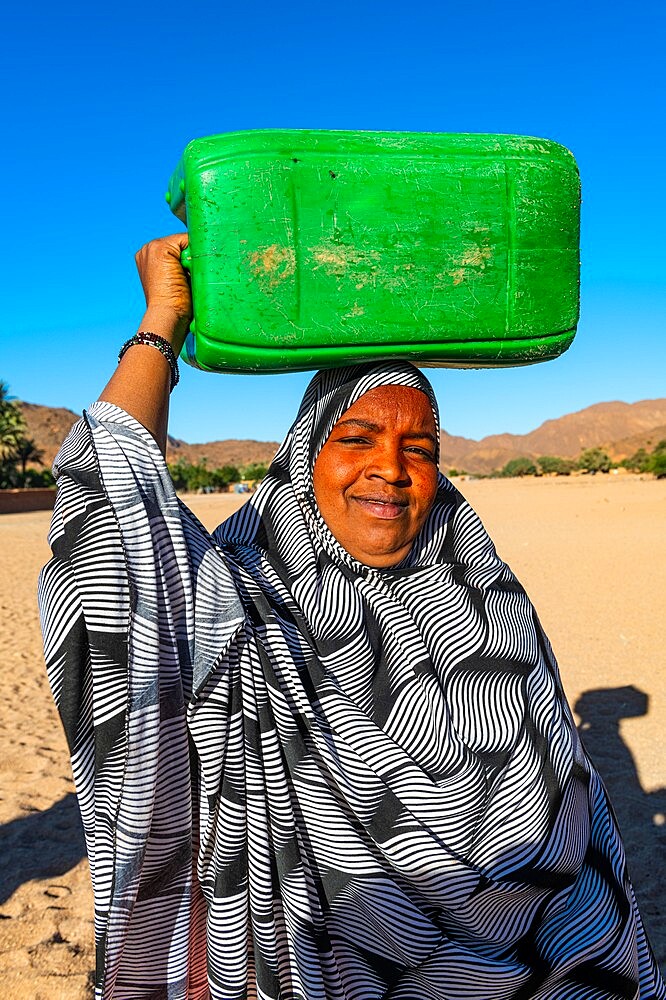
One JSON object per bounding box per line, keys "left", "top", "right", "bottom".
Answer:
{"left": 39, "top": 363, "right": 665, "bottom": 999}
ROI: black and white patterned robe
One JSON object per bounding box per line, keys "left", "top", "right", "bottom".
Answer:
{"left": 39, "top": 363, "right": 665, "bottom": 999}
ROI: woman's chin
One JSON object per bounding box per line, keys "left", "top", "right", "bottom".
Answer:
{"left": 343, "top": 533, "right": 412, "bottom": 568}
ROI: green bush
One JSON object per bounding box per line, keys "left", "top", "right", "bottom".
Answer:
{"left": 500, "top": 457, "right": 538, "bottom": 477}
{"left": 23, "top": 468, "right": 55, "bottom": 487}
{"left": 0, "top": 459, "right": 18, "bottom": 489}
{"left": 210, "top": 465, "right": 241, "bottom": 489}
{"left": 168, "top": 459, "right": 244, "bottom": 492}
{"left": 578, "top": 448, "right": 612, "bottom": 473}
{"left": 241, "top": 462, "right": 269, "bottom": 482}
{"left": 621, "top": 440, "right": 666, "bottom": 476}
{"left": 649, "top": 451, "right": 666, "bottom": 478}
{"left": 538, "top": 455, "right": 574, "bottom": 475}
{"left": 621, "top": 448, "right": 651, "bottom": 473}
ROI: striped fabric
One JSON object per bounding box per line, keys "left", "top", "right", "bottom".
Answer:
{"left": 39, "top": 362, "right": 664, "bottom": 999}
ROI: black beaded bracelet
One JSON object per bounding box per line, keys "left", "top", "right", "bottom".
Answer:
{"left": 118, "top": 332, "right": 180, "bottom": 391}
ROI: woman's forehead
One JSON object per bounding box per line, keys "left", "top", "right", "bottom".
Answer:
{"left": 335, "top": 385, "right": 436, "bottom": 431}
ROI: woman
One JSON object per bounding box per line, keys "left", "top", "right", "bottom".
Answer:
{"left": 40, "top": 236, "right": 665, "bottom": 999}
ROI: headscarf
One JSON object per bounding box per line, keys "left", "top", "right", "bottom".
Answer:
{"left": 217, "top": 360, "right": 501, "bottom": 591}
{"left": 40, "top": 362, "right": 664, "bottom": 999}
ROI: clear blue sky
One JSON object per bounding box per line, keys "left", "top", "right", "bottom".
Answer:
{"left": 2, "top": 0, "right": 664, "bottom": 443}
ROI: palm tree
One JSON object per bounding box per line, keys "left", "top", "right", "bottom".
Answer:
{"left": 12, "top": 437, "right": 44, "bottom": 486}
{"left": 0, "top": 380, "right": 26, "bottom": 461}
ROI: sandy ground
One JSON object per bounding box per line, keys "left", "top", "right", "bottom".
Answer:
{"left": 0, "top": 474, "right": 664, "bottom": 996}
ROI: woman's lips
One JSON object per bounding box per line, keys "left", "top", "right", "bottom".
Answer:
{"left": 351, "top": 495, "right": 408, "bottom": 519}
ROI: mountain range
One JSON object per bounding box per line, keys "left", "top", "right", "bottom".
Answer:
{"left": 18, "top": 398, "right": 666, "bottom": 477}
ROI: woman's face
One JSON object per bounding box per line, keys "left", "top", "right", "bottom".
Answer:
{"left": 312, "top": 385, "right": 439, "bottom": 567}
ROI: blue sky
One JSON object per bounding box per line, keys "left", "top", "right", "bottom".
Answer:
{"left": 2, "top": 0, "right": 664, "bottom": 443}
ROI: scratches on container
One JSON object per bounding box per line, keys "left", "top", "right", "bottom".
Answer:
{"left": 445, "top": 246, "right": 493, "bottom": 285}
{"left": 310, "top": 244, "right": 381, "bottom": 286}
{"left": 343, "top": 302, "right": 364, "bottom": 319}
{"left": 248, "top": 245, "right": 296, "bottom": 287}
{"left": 460, "top": 247, "right": 493, "bottom": 267}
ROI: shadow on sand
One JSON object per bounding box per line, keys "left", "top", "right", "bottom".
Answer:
{"left": 0, "top": 791, "right": 86, "bottom": 905}
{"left": 576, "top": 685, "right": 666, "bottom": 971}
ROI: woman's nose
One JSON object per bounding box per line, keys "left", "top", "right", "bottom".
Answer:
{"left": 365, "top": 444, "right": 409, "bottom": 483}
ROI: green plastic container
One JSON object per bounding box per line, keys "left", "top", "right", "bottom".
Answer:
{"left": 166, "top": 130, "right": 580, "bottom": 374}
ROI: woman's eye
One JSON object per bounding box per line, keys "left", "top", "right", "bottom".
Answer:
{"left": 405, "top": 446, "right": 436, "bottom": 461}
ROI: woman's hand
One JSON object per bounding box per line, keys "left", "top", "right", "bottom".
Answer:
{"left": 135, "top": 233, "right": 193, "bottom": 355}
{"left": 99, "top": 234, "right": 194, "bottom": 455}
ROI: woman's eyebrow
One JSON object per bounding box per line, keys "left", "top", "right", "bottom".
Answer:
{"left": 334, "top": 419, "right": 436, "bottom": 447}
{"left": 408, "top": 432, "right": 437, "bottom": 447}
{"left": 334, "top": 419, "right": 381, "bottom": 432}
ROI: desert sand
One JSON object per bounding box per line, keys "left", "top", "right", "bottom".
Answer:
{"left": 0, "top": 474, "right": 664, "bottom": 997}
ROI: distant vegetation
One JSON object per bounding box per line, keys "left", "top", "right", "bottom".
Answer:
{"left": 486, "top": 440, "right": 666, "bottom": 479}
{"left": 537, "top": 456, "right": 576, "bottom": 476}
{"left": 0, "top": 381, "right": 53, "bottom": 488}
{"left": 620, "top": 440, "right": 666, "bottom": 478}
{"left": 167, "top": 458, "right": 270, "bottom": 493}
{"left": 500, "top": 457, "right": 538, "bottom": 478}
{"left": 577, "top": 447, "right": 612, "bottom": 473}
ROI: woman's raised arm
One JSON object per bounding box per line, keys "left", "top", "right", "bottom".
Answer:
{"left": 99, "top": 233, "right": 192, "bottom": 455}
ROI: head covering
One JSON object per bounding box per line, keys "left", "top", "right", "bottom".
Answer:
{"left": 218, "top": 360, "right": 497, "bottom": 579}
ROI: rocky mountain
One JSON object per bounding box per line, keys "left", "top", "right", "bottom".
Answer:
{"left": 604, "top": 423, "right": 666, "bottom": 462}
{"left": 165, "top": 436, "right": 281, "bottom": 469}
{"left": 440, "top": 399, "right": 666, "bottom": 474}
{"left": 18, "top": 397, "right": 666, "bottom": 477}
{"left": 18, "top": 403, "right": 83, "bottom": 467}
{"left": 17, "top": 403, "right": 281, "bottom": 472}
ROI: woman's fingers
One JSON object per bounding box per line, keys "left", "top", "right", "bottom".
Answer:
{"left": 135, "top": 234, "right": 192, "bottom": 324}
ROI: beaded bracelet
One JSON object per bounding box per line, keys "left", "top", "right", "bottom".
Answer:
{"left": 118, "top": 332, "right": 180, "bottom": 391}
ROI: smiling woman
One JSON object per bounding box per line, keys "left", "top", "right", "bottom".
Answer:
{"left": 313, "top": 385, "right": 439, "bottom": 566}
{"left": 38, "top": 237, "right": 665, "bottom": 1000}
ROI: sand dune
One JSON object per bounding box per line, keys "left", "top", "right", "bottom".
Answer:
{"left": 0, "top": 475, "right": 664, "bottom": 996}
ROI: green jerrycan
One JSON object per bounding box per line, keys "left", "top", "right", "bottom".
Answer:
{"left": 166, "top": 130, "right": 580, "bottom": 374}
